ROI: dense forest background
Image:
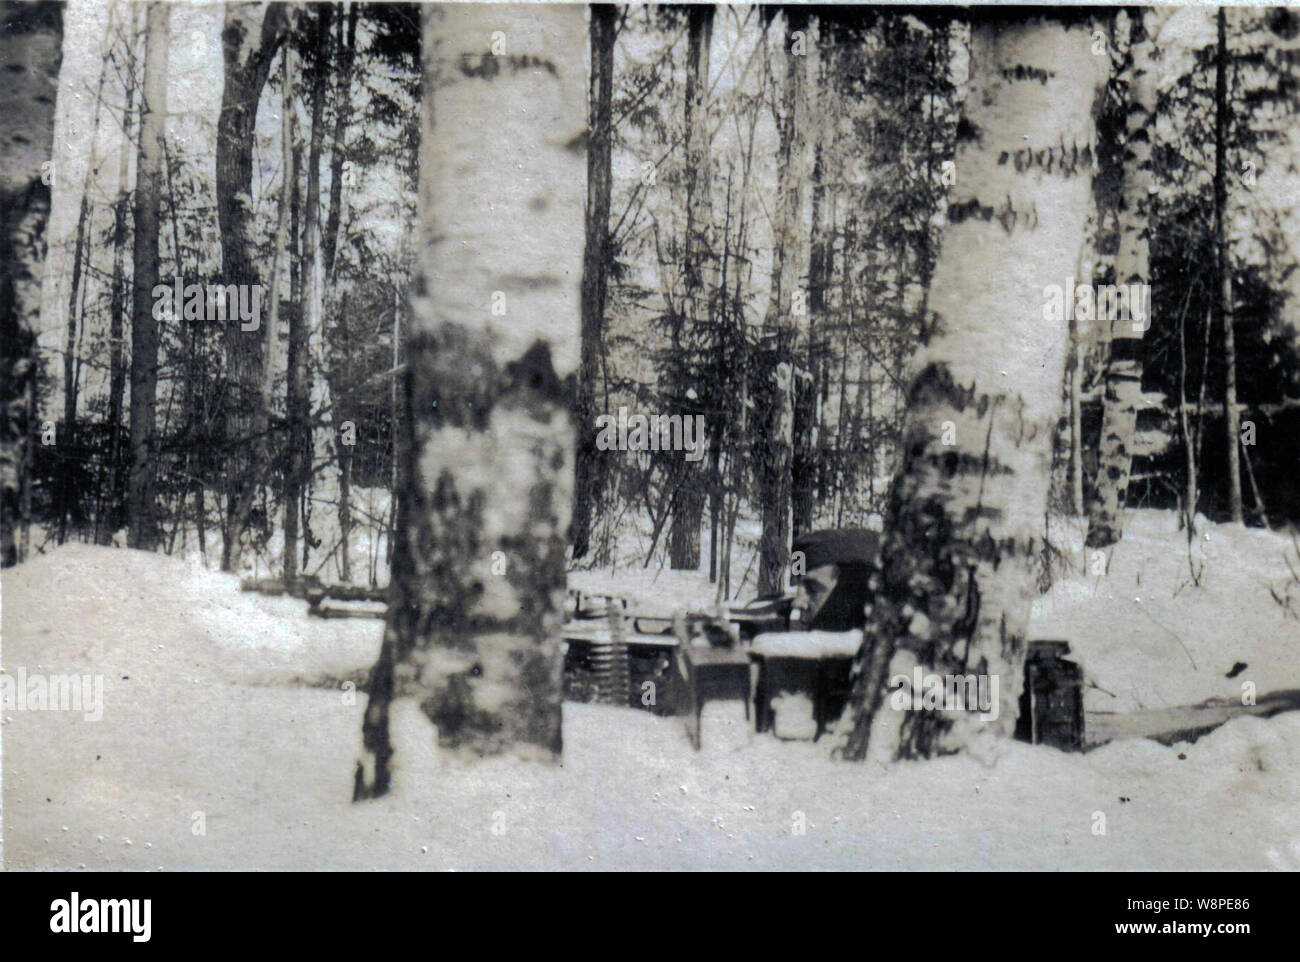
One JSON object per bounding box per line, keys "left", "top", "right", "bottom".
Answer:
{"left": 5, "top": 1, "right": 1299, "bottom": 606}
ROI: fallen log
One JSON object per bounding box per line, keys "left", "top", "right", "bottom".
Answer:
{"left": 1086, "top": 689, "right": 1300, "bottom": 747}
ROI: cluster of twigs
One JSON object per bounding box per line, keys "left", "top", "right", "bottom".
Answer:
{"left": 1268, "top": 531, "right": 1300, "bottom": 620}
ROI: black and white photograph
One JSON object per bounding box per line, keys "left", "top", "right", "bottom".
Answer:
{"left": 1, "top": 0, "right": 1299, "bottom": 888}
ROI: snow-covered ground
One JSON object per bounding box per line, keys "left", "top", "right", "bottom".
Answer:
{"left": 3, "top": 512, "right": 1300, "bottom": 870}
{"left": 576, "top": 509, "right": 1300, "bottom": 713}
{"left": 1030, "top": 511, "right": 1300, "bottom": 714}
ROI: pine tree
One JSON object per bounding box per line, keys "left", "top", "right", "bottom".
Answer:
{"left": 216, "top": 1, "right": 286, "bottom": 570}
{"left": 668, "top": 3, "right": 715, "bottom": 571}
{"left": 1214, "top": 7, "right": 1244, "bottom": 525}
{"left": 572, "top": 2, "right": 617, "bottom": 562}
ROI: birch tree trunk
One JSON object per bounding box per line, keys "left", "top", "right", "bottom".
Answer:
{"left": 836, "top": 16, "right": 1110, "bottom": 761}
{"left": 758, "top": 7, "right": 812, "bottom": 595}
{"left": 1066, "top": 321, "right": 1085, "bottom": 515}
{"left": 323, "top": 0, "right": 357, "bottom": 280}
{"left": 1086, "top": 9, "right": 1160, "bottom": 551}
{"left": 127, "top": 1, "right": 168, "bottom": 551}
{"left": 256, "top": 34, "right": 294, "bottom": 566}
{"left": 284, "top": 129, "right": 306, "bottom": 584}
{"left": 356, "top": 3, "right": 585, "bottom": 796}
{"left": 1065, "top": 208, "right": 1096, "bottom": 519}
{"left": 325, "top": 1, "right": 359, "bottom": 580}
{"left": 793, "top": 129, "right": 829, "bottom": 538}
{"left": 302, "top": 4, "right": 337, "bottom": 578}
{"left": 0, "top": 0, "right": 62, "bottom": 566}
